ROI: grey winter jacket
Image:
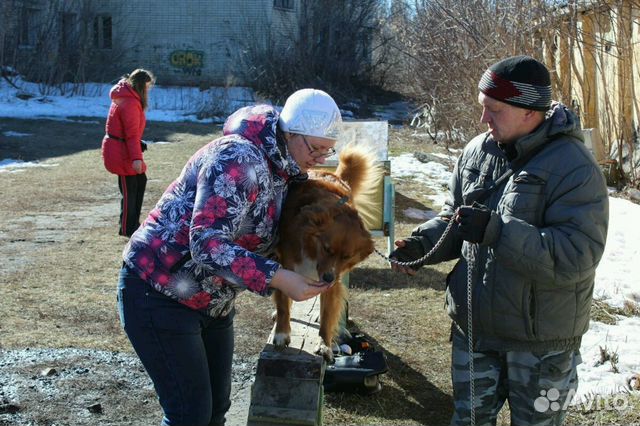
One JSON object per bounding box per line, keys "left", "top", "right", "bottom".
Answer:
{"left": 411, "top": 102, "right": 609, "bottom": 352}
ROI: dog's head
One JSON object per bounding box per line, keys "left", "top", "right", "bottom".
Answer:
{"left": 295, "top": 202, "right": 374, "bottom": 285}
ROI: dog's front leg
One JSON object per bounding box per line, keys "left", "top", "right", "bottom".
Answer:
{"left": 272, "top": 289, "right": 292, "bottom": 348}
{"left": 317, "top": 282, "right": 346, "bottom": 362}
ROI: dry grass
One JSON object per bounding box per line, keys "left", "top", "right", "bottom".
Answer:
{"left": 1, "top": 117, "right": 638, "bottom": 425}
{"left": 591, "top": 298, "right": 640, "bottom": 326}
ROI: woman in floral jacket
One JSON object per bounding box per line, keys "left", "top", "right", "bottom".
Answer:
{"left": 117, "top": 89, "right": 342, "bottom": 426}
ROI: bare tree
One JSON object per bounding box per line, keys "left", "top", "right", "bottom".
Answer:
{"left": 0, "top": 1, "right": 14, "bottom": 69}
{"left": 237, "top": 0, "right": 392, "bottom": 103}
{"left": 386, "top": 0, "right": 639, "bottom": 187}
{"left": 553, "top": 0, "right": 640, "bottom": 187}
{"left": 3, "top": 0, "right": 135, "bottom": 94}
{"left": 0, "top": 0, "right": 22, "bottom": 85}
{"left": 385, "top": 0, "right": 552, "bottom": 145}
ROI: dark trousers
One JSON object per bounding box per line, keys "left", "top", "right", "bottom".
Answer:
{"left": 117, "top": 265, "right": 234, "bottom": 426}
{"left": 450, "top": 330, "right": 580, "bottom": 426}
{"left": 118, "top": 173, "right": 147, "bottom": 237}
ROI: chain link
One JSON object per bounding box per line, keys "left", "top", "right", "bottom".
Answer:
{"left": 467, "top": 245, "right": 476, "bottom": 426}
{"left": 376, "top": 207, "right": 477, "bottom": 425}
{"left": 374, "top": 214, "right": 458, "bottom": 267}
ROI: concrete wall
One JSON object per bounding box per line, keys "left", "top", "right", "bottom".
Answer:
{"left": 91, "top": 0, "right": 301, "bottom": 86}
{"left": 5, "top": 0, "right": 303, "bottom": 87}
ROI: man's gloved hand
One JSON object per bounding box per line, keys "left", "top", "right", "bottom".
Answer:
{"left": 389, "top": 236, "right": 425, "bottom": 268}
{"left": 389, "top": 237, "right": 426, "bottom": 276}
{"left": 456, "top": 202, "right": 491, "bottom": 243}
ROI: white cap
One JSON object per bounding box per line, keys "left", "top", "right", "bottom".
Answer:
{"left": 279, "top": 88, "right": 342, "bottom": 140}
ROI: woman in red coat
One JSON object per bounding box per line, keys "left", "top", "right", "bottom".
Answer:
{"left": 102, "top": 69, "right": 155, "bottom": 237}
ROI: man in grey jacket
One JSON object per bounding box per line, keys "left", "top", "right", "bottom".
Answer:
{"left": 391, "top": 56, "right": 609, "bottom": 425}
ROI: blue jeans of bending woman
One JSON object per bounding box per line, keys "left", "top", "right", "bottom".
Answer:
{"left": 117, "top": 264, "right": 234, "bottom": 426}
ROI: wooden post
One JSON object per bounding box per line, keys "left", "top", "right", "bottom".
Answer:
{"left": 247, "top": 298, "right": 326, "bottom": 426}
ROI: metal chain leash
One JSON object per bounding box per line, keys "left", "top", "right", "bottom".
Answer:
{"left": 467, "top": 245, "right": 477, "bottom": 426}
{"left": 376, "top": 207, "right": 477, "bottom": 425}
{"left": 374, "top": 213, "right": 458, "bottom": 267}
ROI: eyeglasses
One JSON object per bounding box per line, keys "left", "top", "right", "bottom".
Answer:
{"left": 300, "top": 134, "right": 336, "bottom": 159}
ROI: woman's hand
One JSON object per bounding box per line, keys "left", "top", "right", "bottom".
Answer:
{"left": 132, "top": 160, "right": 145, "bottom": 174}
{"left": 270, "top": 268, "right": 333, "bottom": 301}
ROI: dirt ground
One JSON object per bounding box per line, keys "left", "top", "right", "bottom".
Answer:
{"left": 0, "top": 117, "right": 268, "bottom": 426}
{"left": 0, "top": 116, "right": 461, "bottom": 426}
{"left": 3, "top": 116, "right": 629, "bottom": 426}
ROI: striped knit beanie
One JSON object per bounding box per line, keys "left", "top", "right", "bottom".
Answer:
{"left": 478, "top": 56, "right": 552, "bottom": 111}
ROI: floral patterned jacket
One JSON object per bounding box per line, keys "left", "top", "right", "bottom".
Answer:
{"left": 123, "top": 105, "right": 302, "bottom": 317}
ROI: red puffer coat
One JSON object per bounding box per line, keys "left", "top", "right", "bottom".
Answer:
{"left": 101, "top": 80, "right": 147, "bottom": 175}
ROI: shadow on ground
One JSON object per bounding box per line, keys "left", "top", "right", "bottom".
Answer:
{"left": 325, "top": 323, "right": 453, "bottom": 425}
{"left": 395, "top": 192, "right": 441, "bottom": 224}
{"left": 0, "top": 117, "right": 217, "bottom": 163}
{"left": 349, "top": 265, "right": 448, "bottom": 292}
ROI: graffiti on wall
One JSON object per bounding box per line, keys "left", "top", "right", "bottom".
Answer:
{"left": 169, "top": 50, "right": 204, "bottom": 76}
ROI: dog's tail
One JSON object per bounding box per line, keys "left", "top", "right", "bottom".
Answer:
{"left": 336, "top": 145, "right": 385, "bottom": 229}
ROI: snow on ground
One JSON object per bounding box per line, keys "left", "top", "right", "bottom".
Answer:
{"left": 391, "top": 152, "right": 452, "bottom": 206}
{"left": 0, "top": 76, "right": 255, "bottom": 123}
{"left": 0, "top": 158, "right": 58, "bottom": 173}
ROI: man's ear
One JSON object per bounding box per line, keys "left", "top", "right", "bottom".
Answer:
{"left": 524, "top": 109, "right": 545, "bottom": 127}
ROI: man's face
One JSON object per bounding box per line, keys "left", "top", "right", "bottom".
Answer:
{"left": 478, "top": 92, "right": 532, "bottom": 143}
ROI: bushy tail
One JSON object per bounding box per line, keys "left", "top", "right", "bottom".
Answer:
{"left": 336, "top": 145, "right": 384, "bottom": 230}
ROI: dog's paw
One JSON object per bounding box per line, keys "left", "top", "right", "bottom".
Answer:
{"left": 273, "top": 332, "right": 291, "bottom": 348}
{"left": 315, "top": 343, "right": 334, "bottom": 363}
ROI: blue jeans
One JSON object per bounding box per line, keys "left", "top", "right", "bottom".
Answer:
{"left": 117, "top": 265, "right": 234, "bottom": 426}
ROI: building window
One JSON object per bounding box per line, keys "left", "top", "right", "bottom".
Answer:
{"left": 61, "top": 13, "right": 78, "bottom": 50}
{"left": 20, "top": 7, "right": 40, "bottom": 46}
{"left": 274, "top": 0, "right": 294, "bottom": 10}
{"left": 93, "top": 15, "right": 112, "bottom": 49}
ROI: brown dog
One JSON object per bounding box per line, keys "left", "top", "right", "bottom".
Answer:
{"left": 273, "top": 147, "right": 379, "bottom": 361}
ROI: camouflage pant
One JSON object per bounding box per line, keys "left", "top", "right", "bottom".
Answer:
{"left": 450, "top": 331, "right": 581, "bottom": 426}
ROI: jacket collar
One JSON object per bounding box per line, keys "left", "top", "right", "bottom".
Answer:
{"left": 223, "top": 105, "right": 302, "bottom": 180}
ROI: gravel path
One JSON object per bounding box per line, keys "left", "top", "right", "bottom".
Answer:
{"left": 0, "top": 348, "right": 254, "bottom": 426}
